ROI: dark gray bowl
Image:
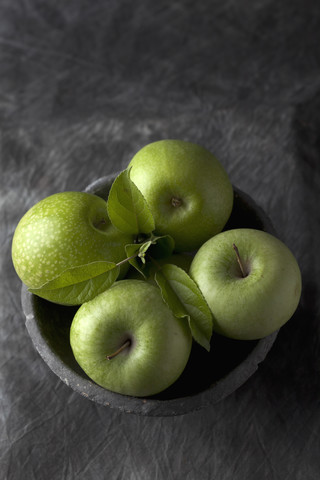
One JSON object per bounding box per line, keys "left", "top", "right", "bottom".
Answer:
{"left": 21, "top": 174, "right": 278, "bottom": 416}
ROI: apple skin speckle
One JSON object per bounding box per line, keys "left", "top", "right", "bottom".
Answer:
{"left": 128, "top": 139, "right": 234, "bottom": 252}
{"left": 12, "top": 191, "right": 133, "bottom": 296}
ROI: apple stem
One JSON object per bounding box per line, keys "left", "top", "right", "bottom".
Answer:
{"left": 94, "top": 218, "right": 107, "bottom": 229}
{"left": 232, "top": 243, "right": 247, "bottom": 278}
{"left": 171, "top": 197, "right": 182, "bottom": 208}
{"left": 106, "top": 339, "right": 131, "bottom": 360}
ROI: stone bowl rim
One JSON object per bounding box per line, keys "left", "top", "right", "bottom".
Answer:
{"left": 21, "top": 173, "right": 279, "bottom": 417}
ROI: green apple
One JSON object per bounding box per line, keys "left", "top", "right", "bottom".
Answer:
{"left": 189, "top": 228, "right": 302, "bottom": 340}
{"left": 128, "top": 139, "right": 234, "bottom": 252}
{"left": 12, "top": 192, "right": 133, "bottom": 305}
{"left": 125, "top": 253, "right": 193, "bottom": 283}
{"left": 70, "top": 279, "right": 193, "bottom": 397}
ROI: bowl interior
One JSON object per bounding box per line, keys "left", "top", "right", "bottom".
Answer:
{"left": 22, "top": 175, "right": 278, "bottom": 416}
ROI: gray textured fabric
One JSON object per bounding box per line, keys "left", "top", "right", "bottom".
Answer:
{"left": 1, "top": 1, "right": 320, "bottom": 479}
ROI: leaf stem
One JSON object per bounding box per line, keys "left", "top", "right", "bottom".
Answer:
{"left": 106, "top": 339, "right": 131, "bottom": 360}
{"left": 116, "top": 253, "right": 139, "bottom": 267}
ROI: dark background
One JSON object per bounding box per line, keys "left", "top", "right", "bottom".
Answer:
{"left": 1, "top": 1, "right": 320, "bottom": 478}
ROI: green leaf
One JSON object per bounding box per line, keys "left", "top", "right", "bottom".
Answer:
{"left": 138, "top": 240, "right": 152, "bottom": 255}
{"left": 124, "top": 235, "right": 174, "bottom": 277}
{"left": 32, "top": 261, "right": 119, "bottom": 291}
{"left": 155, "top": 264, "right": 213, "bottom": 351}
{"left": 125, "top": 243, "right": 148, "bottom": 278}
{"left": 29, "top": 265, "right": 120, "bottom": 305}
{"left": 107, "top": 169, "right": 155, "bottom": 235}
